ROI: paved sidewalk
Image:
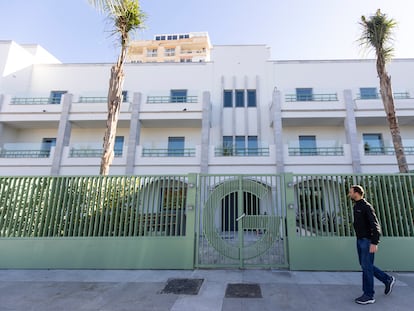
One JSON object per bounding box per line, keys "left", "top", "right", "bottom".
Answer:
{"left": 0, "top": 269, "right": 413, "bottom": 311}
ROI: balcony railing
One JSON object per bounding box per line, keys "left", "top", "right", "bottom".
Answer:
{"left": 142, "top": 148, "right": 196, "bottom": 157}
{"left": 0, "top": 150, "right": 50, "bottom": 158}
{"left": 11, "top": 97, "right": 61, "bottom": 105}
{"left": 285, "top": 93, "right": 338, "bottom": 102}
{"left": 78, "top": 96, "right": 128, "bottom": 103}
{"left": 215, "top": 147, "right": 270, "bottom": 157}
{"left": 78, "top": 96, "right": 107, "bottom": 103}
{"left": 364, "top": 146, "right": 414, "bottom": 155}
{"left": 147, "top": 96, "right": 198, "bottom": 103}
{"left": 69, "top": 149, "right": 123, "bottom": 157}
{"left": 288, "top": 147, "right": 344, "bottom": 156}
{"left": 356, "top": 92, "right": 411, "bottom": 100}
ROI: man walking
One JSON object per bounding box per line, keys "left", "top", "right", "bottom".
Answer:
{"left": 349, "top": 185, "right": 396, "bottom": 305}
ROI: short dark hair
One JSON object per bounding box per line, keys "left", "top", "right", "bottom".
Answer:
{"left": 351, "top": 185, "right": 364, "bottom": 196}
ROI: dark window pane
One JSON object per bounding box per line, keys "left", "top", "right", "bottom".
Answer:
{"left": 224, "top": 90, "right": 233, "bottom": 107}
{"left": 296, "top": 88, "right": 313, "bottom": 101}
{"left": 50, "top": 90, "right": 67, "bottom": 104}
{"left": 248, "top": 136, "right": 258, "bottom": 155}
{"left": 247, "top": 90, "right": 256, "bottom": 107}
{"left": 299, "top": 135, "right": 316, "bottom": 155}
{"left": 168, "top": 137, "right": 185, "bottom": 156}
{"left": 235, "top": 136, "right": 245, "bottom": 155}
{"left": 360, "top": 87, "right": 378, "bottom": 99}
{"left": 114, "top": 136, "right": 124, "bottom": 156}
{"left": 235, "top": 90, "right": 244, "bottom": 107}
{"left": 223, "top": 136, "right": 233, "bottom": 155}
{"left": 170, "top": 89, "right": 187, "bottom": 103}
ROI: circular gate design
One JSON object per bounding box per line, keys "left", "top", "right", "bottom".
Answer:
{"left": 202, "top": 179, "right": 280, "bottom": 260}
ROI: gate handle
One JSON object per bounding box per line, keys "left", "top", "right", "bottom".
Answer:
{"left": 236, "top": 213, "right": 246, "bottom": 222}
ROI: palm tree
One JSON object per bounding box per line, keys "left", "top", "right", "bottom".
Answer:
{"left": 359, "top": 9, "right": 409, "bottom": 173}
{"left": 88, "top": 0, "right": 145, "bottom": 175}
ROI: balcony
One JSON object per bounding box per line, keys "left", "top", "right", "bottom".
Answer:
{"left": 0, "top": 149, "right": 51, "bottom": 158}
{"left": 142, "top": 148, "right": 196, "bottom": 157}
{"left": 69, "top": 148, "right": 123, "bottom": 157}
{"left": 0, "top": 143, "right": 53, "bottom": 158}
{"left": 356, "top": 92, "right": 411, "bottom": 100}
{"left": 147, "top": 95, "right": 198, "bottom": 103}
{"left": 214, "top": 147, "right": 270, "bottom": 157}
{"left": 10, "top": 97, "right": 61, "bottom": 105}
{"left": 364, "top": 146, "right": 414, "bottom": 156}
{"left": 140, "top": 94, "right": 202, "bottom": 127}
{"left": 285, "top": 93, "right": 338, "bottom": 102}
{"left": 284, "top": 144, "right": 351, "bottom": 168}
{"left": 288, "top": 147, "right": 344, "bottom": 156}
{"left": 280, "top": 93, "right": 345, "bottom": 126}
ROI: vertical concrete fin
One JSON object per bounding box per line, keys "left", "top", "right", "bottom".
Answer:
{"left": 125, "top": 92, "right": 142, "bottom": 175}
{"left": 343, "top": 89, "right": 361, "bottom": 173}
{"left": 50, "top": 93, "right": 72, "bottom": 176}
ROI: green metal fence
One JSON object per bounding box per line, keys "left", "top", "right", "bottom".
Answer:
{"left": 288, "top": 173, "right": 414, "bottom": 271}
{"left": 0, "top": 176, "right": 188, "bottom": 238}
{"left": 292, "top": 174, "right": 414, "bottom": 238}
{"left": 0, "top": 173, "right": 413, "bottom": 270}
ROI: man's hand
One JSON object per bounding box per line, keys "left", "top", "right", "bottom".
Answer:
{"left": 370, "top": 244, "right": 378, "bottom": 253}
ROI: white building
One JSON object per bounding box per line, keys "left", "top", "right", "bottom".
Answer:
{"left": 1, "top": 38, "right": 414, "bottom": 176}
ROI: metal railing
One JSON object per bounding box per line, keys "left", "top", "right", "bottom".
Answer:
{"left": 147, "top": 96, "right": 198, "bottom": 103}
{"left": 0, "top": 176, "right": 188, "bottom": 237}
{"left": 214, "top": 147, "right": 270, "bottom": 156}
{"left": 78, "top": 96, "right": 107, "bottom": 103}
{"left": 11, "top": 97, "right": 61, "bottom": 105}
{"left": 69, "top": 149, "right": 123, "bottom": 157}
{"left": 0, "top": 150, "right": 50, "bottom": 158}
{"left": 288, "top": 147, "right": 344, "bottom": 156}
{"left": 294, "top": 174, "right": 414, "bottom": 237}
{"left": 364, "top": 146, "right": 414, "bottom": 155}
{"left": 142, "top": 148, "right": 196, "bottom": 157}
{"left": 356, "top": 92, "right": 411, "bottom": 100}
{"left": 285, "top": 93, "right": 338, "bottom": 102}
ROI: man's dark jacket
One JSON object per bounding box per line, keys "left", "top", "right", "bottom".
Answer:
{"left": 353, "top": 198, "right": 382, "bottom": 245}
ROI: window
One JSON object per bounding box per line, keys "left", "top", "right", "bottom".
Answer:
{"left": 247, "top": 90, "right": 257, "bottom": 107}
{"left": 296, "top": 88, "right": 313, "bottom": 101}
{"left": 223, "top": 90, "right": 233, "bottom": 107}
{"left": 41, "top": 138, "right": 56, "bottom": 157}
{"left": 165, "top": 48, "right": 175, "bottom": 56}
{"left": 122, "top": 90, "right": 128, "bottom": 102}
{"left": 360, "top": 87, "right": 378, "bottom": 99}
{"left": 168, "top": 137, "right": 185, "bottom": 156}
{"left": 114, "top": 136, "right": 124, "bottom": 156}
{"left": 235, "top": 136, "right": 245, "bottom": 155}
{"left": 170, "top": 89, "right": 187, "bottom": 103}
{"left": 49, "top": 90, "right": 67, "bottom": 104}
{"left": 299, "top": 135, "right": 317, "bottom": 155}
{"left": 235, "top": 90, "right": 244, "bottom": 107}
{"left": 147, "top": 49, "right": 157, "bottom": 57}
{"left": 363, "top": 133, "right": 384, "bottom": 154}
{"left": 248, "top": 136, "right": 258, "bottom": 155}
{"left": 223, "top": 136, "right": 233, "bottom": 156}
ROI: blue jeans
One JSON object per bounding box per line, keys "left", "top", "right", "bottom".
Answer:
{"left": 357, "top": 238, "right": 390, "bottom": 298}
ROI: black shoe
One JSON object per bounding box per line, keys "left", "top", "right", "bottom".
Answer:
{"left": 385, "top": 276, "right": 396, "bottom": 295}
{"left": 355, "top": 295, "right": 375, "bottom": 304}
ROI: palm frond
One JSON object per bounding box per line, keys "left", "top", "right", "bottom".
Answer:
{"left": 88, "top": 0, "right": 123, "bottom": 13}
{"left": 358, "top": 9, "right": 396, "bottom": 62}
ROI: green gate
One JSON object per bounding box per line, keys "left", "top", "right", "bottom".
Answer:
{"left": 195, "top": 174, "right": 288, "bottom": 268}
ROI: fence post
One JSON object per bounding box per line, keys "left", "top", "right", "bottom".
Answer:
{"left": 284, "top": 173, "right": 296, "bottom": 269}
{"left": 186, "top": 173, "right": 197, "bottom": 268}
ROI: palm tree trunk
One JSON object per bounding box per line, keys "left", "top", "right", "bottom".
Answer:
{"left": 100, "top": 44, "right": 128, "bottom": 175}
{"left": 377, "top": 57, "right": 409, "bottom": 173}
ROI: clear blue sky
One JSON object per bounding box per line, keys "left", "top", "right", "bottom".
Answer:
{"left": 0, "top": 0, "right": 413, "bottom": 63}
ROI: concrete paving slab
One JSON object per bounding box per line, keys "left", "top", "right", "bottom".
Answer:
{"left": 0, "top": 269, "right": 412, "bottom": 311}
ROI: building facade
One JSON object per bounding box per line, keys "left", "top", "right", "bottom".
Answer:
{"left": 1, "top": 37, "right": 414, "bottom": 176}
